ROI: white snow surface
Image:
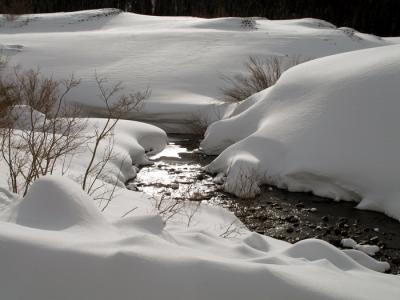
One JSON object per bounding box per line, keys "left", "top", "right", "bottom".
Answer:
{"left": 1, "top": 10, "right": 400, "bottom": 299}
{"left": 342, "top": 238, "right": 381, "bottom": 257}
{"left": 201, "top": 44, "right": 400, "bottom": 220}
{"left": 0, "top": 175, "right": 398, "bottom": 300}
{"left": 0, "top": 9, "right": 396, "bottom": 132}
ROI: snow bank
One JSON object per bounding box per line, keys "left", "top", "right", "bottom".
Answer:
{"left": 73, "top": 118, "right": 167, "bottom": 187}
{"left": 0, "top": 176, "right": 398, "bottom": 300}
{"left": 201, "top": 44, "right": 400, "bottom": 220}
{"left": 342, "top": 238, "right": 381, "bottom": 257}
{"left": 0, "top": 104, "right": 168, "bottom": 189}
{"left": 0, "top": 10, "right": 395, "bottom": 132}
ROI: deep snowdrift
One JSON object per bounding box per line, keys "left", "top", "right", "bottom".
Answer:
{"left": 0, "top": 9, "right": 395, "bottom": 132}
{"left": 0, "top": 176, "right": 398, "bottom": 300}
{"left": 201, "top": 44, "right": 400, "bottom": 220}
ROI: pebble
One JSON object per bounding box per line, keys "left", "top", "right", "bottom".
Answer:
{"left": 258, "top": 215, "right": 268, "bottom": 222}
{"left": 196, "top": 174, "right": 206, "bottom": 180}
{"left": 286, "top": 227, "right": 294, "bottom": 233}
{"left": 321, "top": 216, "right": 329, "bottom": 222}
{"left": 286, "top": 215, "right": 300, "bottom": 224}
{"left": 369, "top": 236, "right": 379, "bottom": 244}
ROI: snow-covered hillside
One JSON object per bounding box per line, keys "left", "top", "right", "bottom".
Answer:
{"left": 0, "top": 9, "right": 395, "bottom": 132}
{"left": 201, "top": 44, "right": 400, "bottom": 220}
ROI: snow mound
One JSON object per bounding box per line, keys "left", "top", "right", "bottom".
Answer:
{"left": 201, "top": 44, "right": 400, "bottom": 220}
{"left": 343, "top": 249, "right": 390, "bottom": 273}
{"left": 0, "top": 176, "right": 399, "bottom": 299}
{"left": 5, "top": 176, "right": 112, "bottom": 232}
{"left": 279, "top": 18, "right": 336, "bottom": 29}
{"left": 0, "top": 9, "right": 122, "bottom": 33}
{"left": 338, "top": 27, "right": 364, "bottom": 41}
{"left": 190, "top": 17, "right": 256, "bottom": 31}
{"left": 342, "top": 238, "right": 380, "bottom": 256}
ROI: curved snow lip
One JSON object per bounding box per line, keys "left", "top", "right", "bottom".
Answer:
{"left": 202, "top": 44, "right": 400, "bottom": 220}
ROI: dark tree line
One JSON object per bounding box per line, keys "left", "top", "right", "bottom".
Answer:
{"left": 1, "top": 0, "right": 400, "bottom": 36}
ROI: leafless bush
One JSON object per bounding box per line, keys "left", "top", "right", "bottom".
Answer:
{"left": 241, "top": 18, "right": 257, "bottom": 30}
{"left": 0, "top": 50, "right": 6, "bottom": 69}
{"left": 219, "top": 220, "right": 245, "bottom": 238}
{"left": 0, "top": 54, "right": 11, "bottom": 125}
{"left": 230, "top": 168, "right": 261, "bottom": 199}
{"left": 150, "top": 184, "right": 203, "bottom": 226}
{"left": 152, "top": 193, "right": 186, "bottom": 223}
{"left": 190, "top": 113, "right": 209, "bottom": 136}
{"left": 1, "top": 0, "right": 30, "bottom": 22}
{"left": 0, "top": 69, "right": 85, "bottom": 195}
{"left": 0, "top": 68, "right": 149, "bottom": 202}
{"left": 190, "top": 106, "right": 224, "bottom": 136}
{"left": 81, "top": 73, "right": 149, "bottom": 195}
{"left": 221, "top": 55, "right": 307, "bottom": 102}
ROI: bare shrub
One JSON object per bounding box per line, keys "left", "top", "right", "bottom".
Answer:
{"left": 0, "top": 68, "right": 149, "bottom": 203}
{"left": 190, "top": 106, "right": 224, "bottom": 136}
{"left": 0, "top": 54, "right": 11, "bottom": 124}
{"left": 81, "top": 73, "right": 149, "bottom": 196}
{"left": 1, "top": 0, "right": 30, "bottom": 22}
{"left": 241, "top": 18, "right": 257, "bottom": 30}
{"left": 219, "top": 220, "right": 245, "bottom": 239}
{"left": 0, "top": 69, "right": 85, "bottom": 195}
{"left": 152, "top": 193, "right": 186, "bottom": 223}
{"left": 150, "top": 184, "right": 203, "bottom": 226}
{"left": 190, "top": 113, "right": 209, "bottom": 136}
{"left": 221, "top": 55, "right": 307, "bottom": 102}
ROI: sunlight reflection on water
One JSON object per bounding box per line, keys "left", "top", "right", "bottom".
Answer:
{"left": 150, "top": 144, "right": 190, "bottom": 159}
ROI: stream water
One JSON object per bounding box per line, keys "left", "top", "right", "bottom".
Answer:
{"left": 135, "top": 134, "right": 400, "bottom": 274}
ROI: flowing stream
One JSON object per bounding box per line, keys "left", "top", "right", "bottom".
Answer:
{"left": 134, "top": 134, "right": 400, "bottom": 274}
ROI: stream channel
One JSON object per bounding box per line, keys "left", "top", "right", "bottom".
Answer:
{"left": 134, "top": 134, "right": 400, "bottom": 274}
